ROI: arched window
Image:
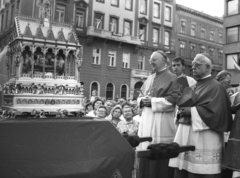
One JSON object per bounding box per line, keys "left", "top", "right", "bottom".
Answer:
{"left": 106, "top": 83, "right": 114, "bottom": 100}
{"left": 133, "top": 81, "right": 143, "bottom": 100}
{"left": 120, "top": 84, "right": 128, "bottom": 99}
{"left": 90, "top": 81, "right": 99, "bottom": 97}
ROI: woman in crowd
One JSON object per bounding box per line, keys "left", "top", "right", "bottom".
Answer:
{"left": 107, "top": 105, "right": 123, "bottom": 127}
{"left": 86, "top": 98, "right": 104, "bottom": 117}
{"left": 93, "top": 105, "right": 108, "bottom": 120}
{"left": 117, "top": 106, "right": 139, "bottom": 135}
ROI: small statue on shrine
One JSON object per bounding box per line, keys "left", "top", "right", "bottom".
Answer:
{"left": 74, "top": 85, "right": 80, "bottom": 95}
{"left": 30, "top": 83, "right": 37, "bottom": 94}
{"left": 53, "top": 84, "right": 58, "bottom": 94}
{"left": 16, "top": 83, "right": 23, "bottom": 94}
{"left": 9, "top": 84, "right": 16, "bottom": 94}
{"left": 35, "top": 84, "right": 44, "bottom": 94}
{"left": 15, "top": 55, "right": 21, "bottom": 66}
{"left": 57, "top": 85, "right": 65, "bottom": 95}
{"left": 2, "top": 83, "right": 9, "bottom": 94}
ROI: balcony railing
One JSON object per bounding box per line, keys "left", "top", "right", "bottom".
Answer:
{"left": 87, "top": 26, "right": 141, "bottom": 45}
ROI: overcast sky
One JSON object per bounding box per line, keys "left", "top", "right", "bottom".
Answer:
{"left": 176, "top": 0, "right": 224, "bottom": 17}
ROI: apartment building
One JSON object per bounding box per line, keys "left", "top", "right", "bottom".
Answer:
{"left": 176, "top": 4, "right": 224, "bottom": 77}
{"left": 224, "top": 0, "right": 240, "bottom": 86}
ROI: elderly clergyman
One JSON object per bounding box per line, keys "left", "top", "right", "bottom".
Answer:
{"left": 137, "top": 50, "right": 180, "bottom": 178}
{"left": 169, "top": 53, "right": 233, "bottom": 178}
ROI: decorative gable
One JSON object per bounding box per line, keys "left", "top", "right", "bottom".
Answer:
{"left": 57, "top": 28, "right": 66, "bottom": 42}
{"left": 35, "top": 25, "right": 45, "bottom": 39}
{"left": 75, "top": 0, "right": 88, "bottom": 8}
{"left": 46, "top": 27, "right": 55, "bottom": 41}
{"left": 67, "top": 32, "right": 76, "bottom": 43}
{"left": 138, "top": 17, "right": 149, "bottom": 24}
{"left": 23, "top": 23, "right": 33, "bottom": 38}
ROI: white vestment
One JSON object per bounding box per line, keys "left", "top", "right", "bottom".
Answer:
{"left": 136, "top": 73, "right": 176, "bottom": 151}
{"left": 169, "top": 107, "right": 224, "bottom": 174}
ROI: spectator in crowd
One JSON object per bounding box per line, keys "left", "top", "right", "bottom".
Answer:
{"left": 172, "top": 56, "right": 196, "bottom": 92}
{"left": 94, "top": 105, "right": 108, "bottom": 120}
{"left": 169, "top": 53, "right": 233, "bottom": 178}
{"left": 117, "top": 106, "right": 139, "bottom": 136}
{"left": 86, "top": 98, "right": 104, "bottom": 117}
{"left": 137, "top": 50, "right": 180, "bottom": 178}
{"left": 85, "top": 102, "right": 93, "bottom": 114}
{"left": 107, "top": 105, "right": 123, "bottom": 127}
{"left": 104, "top": 100, "right": 114, "bottom": 116}
{"left": 216, "top": 70, "right": 234, "bottom": 96}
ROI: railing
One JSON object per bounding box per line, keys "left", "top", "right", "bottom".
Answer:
{"left": 21, "top": 74, "right": 75, "bottom": 80}
{"left": 87, "top": 26, "right": 141, "bottom": 45}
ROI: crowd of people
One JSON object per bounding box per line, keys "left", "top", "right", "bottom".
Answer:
{"left": 81, "top": 50, "right": 240, "bottom": 178}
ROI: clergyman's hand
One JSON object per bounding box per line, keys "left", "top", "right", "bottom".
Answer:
{"left": 142, "top": 97, "right": 152, "bottom": 107}
{"left": 179, "top": 107, "right": 191, "bottom": 117}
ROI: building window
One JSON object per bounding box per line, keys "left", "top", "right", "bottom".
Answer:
{"left": 190, "top": 44, "right": 196, "bottom": 59}
{"left": 93, "top": 47, "right": 101, "bottom": 65}
{"left": 219, "top": 33, "right": 223, "bottom": 43}
{"left": 55, "top": 4, "right": 65, "bottom": 23}
{"left": 180, "top": 21, "right": 186, "bottom": 33}
{"left": 165, "top": 6, "right": 171, "bottom": 22}
{"left": 191, "top": 24, "right": 196, "bottom": 36}
{"left": 210, "top": 30, "right": 215, "bottom": 41}
{"left": 123, "top": 52, "right": 130, "bottom": 68}
{"left": 121, "top": 85, "right": 128, "bottom": 99}
{"left": 153, "top": 28, "right": 159, "bottom": 44}
{"left": 108, "top": 50, "right": 116, "bottom": 67}
{"left": 111, "top": 0, "right": 119, "bottom": 7}
{"left": 200, "top": 45, "right": 206, "bottom": 53}
{"left": 140, "top": 0, "right": 147, "bottom": 15}
{"left": 96, "top": 0, "right": 104, "bottom": 3}
{"left": 164, "top": 31, "right": 170, "bottom": 48}
{"left": 201, "top": 28, "right": 205, "bottom": 39}
{"left": 139, "top": 24, "right": 146, "bottom": 41}
{"left": 125, "top": 0, "right": 133, "bottom": 10}
{"left": 218, "top": 50, "right": 223, "bottom": 64}
{"left": 227, "top": 0, "right": 238, "bottom": 16}
{"left": 106, "top": 83, "right": 114, "bottom": 100}
{"left": 76, "top": 10, "right": 84, "bottom": 28}
{"left": 226, "top": 54, "right": 239, "bottom": 69}
{"left": 94, "top": 13, "right": 104, "bottom": 29}
{"left": 227, "top": 27, "right": 238, "bottom": 43}
{"left": 138, "top": 55, "right": 145, "bottom": 70}
{"left": 179, "top": 42, "right": 185, "bottom": 57}
{"left": 153, "top": 2, "right": 160, "bottom": 19}
{"left": 109, "top": 17, "right": 118, "bottom": 33}
{"left": 209, "top": 48, "right": 214, "bottom": 57}
{"left": 124, "top": 20, "right": 132, "bottom": 35}
{"left": 90, "top": 82, "right": 99, "bottom": 98}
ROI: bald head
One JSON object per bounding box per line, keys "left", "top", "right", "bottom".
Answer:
{"left": 192, "top": 53, "right": 213, "bottom": 80}
{"left": 193, "top": 54, "right": 213, "bottom": 68}
{"left": 149, "top": 51, "right": 167, "bottom": 72}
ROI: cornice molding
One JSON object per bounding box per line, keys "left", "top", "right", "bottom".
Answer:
{"left": 176, "top": 4, "right": 223, "bottom": 25}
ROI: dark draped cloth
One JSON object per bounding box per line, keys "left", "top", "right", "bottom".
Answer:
{"left": 177, "top": 76, "right": 189, "bottom": 93}
{"left": 194, "top": 77, "right": 232, "bottom": 132}
{"left": 222, "top": 109, "right": 240, "bottom": 171}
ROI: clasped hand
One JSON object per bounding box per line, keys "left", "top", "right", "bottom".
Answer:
{"left": 141, "top": 96, "right": 152, "bottom": 107}
{"left": 177, "top": 107, "right": 191, "bottom": 125}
